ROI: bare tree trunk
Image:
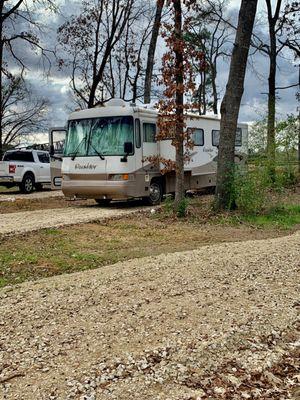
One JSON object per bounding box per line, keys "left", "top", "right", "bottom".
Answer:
{"left": 87, "top": 0, "right": 134, "bottom": 108}
{"left": 0, "top": 2, "right": 4, "bottom": 158}
{"left": 298, "top": 101, "right": 300, "bottom": 174}
{"left": 215, "top": 0, "right": 258, "bottom": 210}
{"left": 265, "top": 0, "right": 282, "bottom": 180}
{"left": 267, "top": 29, "right": 276, "bottom": 178}
{"left": 197, "top": 83, "right": 202, "bottom": 115}
{"left": 173, "top": 0, "right": 185, "bottom": 210}
{"left": 144, "top": 0, "right": 165, "bottom": 104}
{"left": 211, "top": 63, "right": 218, "bottom": 114}
{"left": 88, "top": 44, "right": 114, "bottom": 108}
{"left": 202, "top": 68, "right": 207, "bottom": 115}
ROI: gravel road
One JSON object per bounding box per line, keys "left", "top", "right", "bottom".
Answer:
{"left": 0, "top": 232, "right": 299, "bottom": 399}
{"left": 0, "top": 190, "right": 62, "bottom": 202}
{"left": 0, "top": 206, "right": 145, "bottom": 235}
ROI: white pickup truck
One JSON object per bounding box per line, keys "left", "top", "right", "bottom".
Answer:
{"left": 0, "top": 149, "right": 51, "bottom": 193}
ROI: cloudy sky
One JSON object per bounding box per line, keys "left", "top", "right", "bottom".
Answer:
{"left": 16, "top": 0, "right": 299, "bottom": 143}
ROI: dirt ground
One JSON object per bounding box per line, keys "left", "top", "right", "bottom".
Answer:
{"left": 0, "top": 189, "right": 299, "bottom": 399}
{"left": 0, "top": 232, "right": 299, "bottom": 399}
{"left": 0, "top": 213, "right": 293, "bottom": 288}
{"left": 0, "top": 202, "right": 147, "bottom": 235}
{"left": 0, "top": 190, "right": 92, "bottom": 214}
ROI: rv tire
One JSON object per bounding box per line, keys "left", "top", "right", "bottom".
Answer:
{"left": 145, "top": 180, "right": 163, "bottom": 206}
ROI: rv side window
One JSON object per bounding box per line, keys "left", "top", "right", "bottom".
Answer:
{"left": 188, "top": 128, "right": 204, "bottom": 146}
{"left": 135, "top": 119, "right": 141, "bottom": 148}
{"left": 212, "top": 130, "right": 219, "bottom": 146}
{"left": 143, "top": 123, "right": 156, "bottom": 143}
{"left": 212, "top": 129, "right": 242, "bottom": 147}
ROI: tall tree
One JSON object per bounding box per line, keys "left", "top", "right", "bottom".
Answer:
{"left": 173, "top": 0, "right": 184, "bottom": 209}
{"left": 104, "top": 3, "right": 154, "bottom": 103}
{"left": 1, "top": 74, "right": 48, "bottom": 150}
{"left": 215, "top": 0, "right": 258, "bottom": 210}
{"left": 152, "top": 0, "right": 202, "bottom": 214}
{"left": 58, "top": 0, "right": 154, "bottom": 108}
{"left": 144, "top": 0, "right": 165, "bottom": 104}
{"left": 251, "top": 0, "right": 300, "bottom": 178}
{"left": 0, "top": 0, "right": 56, "bottom": 155}
{"left": 187, "top": 0, "right": 231, "bottom": 115}
{"left": 265, "top": 0, "right": 282, "bottom": 178}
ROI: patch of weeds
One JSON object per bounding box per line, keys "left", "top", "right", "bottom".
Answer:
{"left": 0, "top": 277, "right": 8, "bottom": 288}
{"left": 44, "top": 228, "right": 61, "bottom": 235}
{"left": 161, "top": 195, "right": 174, "bottom": 215}
{"left": 159, "top": 196, "right": 189, "bottom": 218}
{"left": 274, "top": 168, "right": 298, "bottom": 191}
{"left": 236, "top": 204, "right": 300, "bottom": 230}
{"left": 70, "top": 252, "right": 101, "bottom": 263}
{"left": 0, "top": 251, "right": 16, "bottom": 264}
{"left": 234, "top": 167, "right": 270, "bottom": 215}
{"left": 0, "top": 251, "right": 38, "bottom": 266}
{"left": 177, "top": 198, "right": 189, "bottom": 218}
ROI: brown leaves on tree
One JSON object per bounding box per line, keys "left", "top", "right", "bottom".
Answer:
{"left": 150, "top": 1, "right": 205, "bottom": 175}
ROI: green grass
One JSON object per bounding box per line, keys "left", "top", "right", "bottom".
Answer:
{"left": 227, "top": 205, "right": 300, "bottom": 230}
{"left": 0, "top": 195, "right": 299, "bottom": 289}
{"left": 0, "top": 185, "right": 17, "bottom": 192}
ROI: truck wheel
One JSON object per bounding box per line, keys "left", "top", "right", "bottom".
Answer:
{"left": 95, "top": 199, "right": 112, "bottom": 206}
{"left": 145, "top": 180, "right": 163, "bottom": 205}
{"left": 20, "top": 173, "right": 35, "bottom": 194}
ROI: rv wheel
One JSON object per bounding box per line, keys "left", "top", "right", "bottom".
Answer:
{"left": 145, "top": 181, "right": 163, "bottom": 205}
{"left": 95, "top": 198, "right": 112, "bottom": 206}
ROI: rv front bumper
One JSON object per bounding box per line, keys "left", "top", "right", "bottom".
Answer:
{"left": 62, "top": 179, "right": 139, "bottom": 199}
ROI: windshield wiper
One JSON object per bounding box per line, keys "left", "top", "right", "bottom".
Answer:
{"left": 70, "top": 135, "right": 88, "bottom": 161}
{"left": 89, "top": 142, "right": 105, "bottom": 160}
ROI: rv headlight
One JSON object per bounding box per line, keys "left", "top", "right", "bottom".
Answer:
{"left": 110, "top": 174, "right": 135, "bottom": 181}
{"left": 110, "top": 174, "right": 123, "bottom": 181}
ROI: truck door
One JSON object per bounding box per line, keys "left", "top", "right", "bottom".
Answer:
{"left": 36, "top": 152, "right": 50, "bottom": 182}
{"left": 49, "top": 127, "right": 66, "bottom": 190}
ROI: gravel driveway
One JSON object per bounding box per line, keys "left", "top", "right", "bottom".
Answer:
{"left": 0, "top": 189, "right": 62, "bottom": 202}
{"left": 0, "top": 232, "right": 299, "bottom": 399}
{"left": 0, "top": 206, "right": 145, "bottom": 235}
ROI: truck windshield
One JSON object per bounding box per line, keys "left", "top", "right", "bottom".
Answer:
{"left": 64, "top": 116, "right": 134, "bottom": 157}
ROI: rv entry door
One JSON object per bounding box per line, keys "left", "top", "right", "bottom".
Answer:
{"left": 49, "top": 127, "right": 66, "bottom": 190}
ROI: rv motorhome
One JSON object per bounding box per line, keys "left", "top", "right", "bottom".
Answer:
{"left": 51, "top": 99, "right": 248, "bottom": 205}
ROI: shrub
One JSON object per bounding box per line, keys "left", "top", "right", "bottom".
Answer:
{"left": 161, "top": 195, "right": 189, "bottom": 218}
{"left": 162, "top": 195, "right": 174, "bottom": 215}
{"left": 274, "top": 168, "right": 297, "bottom": 190}
{"left": 176, "top": 197, "right": 189, "bottom": 218}
{"left": 234, "top": 166, "right": 270, "bottom": 215}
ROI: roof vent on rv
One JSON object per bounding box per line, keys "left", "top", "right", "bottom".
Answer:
{"left": 105, "top": 98, "right": 127, "bottom": 107}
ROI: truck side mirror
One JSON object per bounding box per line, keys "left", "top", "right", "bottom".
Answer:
{"left": 124, "top": 142, "right": 133, "bottom": 155}
{"left": 121, "top": 142, "right": 133, "bottom": 162}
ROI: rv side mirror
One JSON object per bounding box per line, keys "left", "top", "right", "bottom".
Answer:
{"left": 49, "top": 144, "right": 55, "bottom": 156}
{"left": 124, "top": 142, "right": 133, "bottom": 155}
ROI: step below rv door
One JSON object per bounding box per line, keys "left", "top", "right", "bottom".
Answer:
{"left": 49, "top": 127, "right": 66, "bottom": 190}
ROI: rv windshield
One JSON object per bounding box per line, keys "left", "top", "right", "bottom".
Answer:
{"left": 64, "top": 116, "right": 134, "bottom": 157}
